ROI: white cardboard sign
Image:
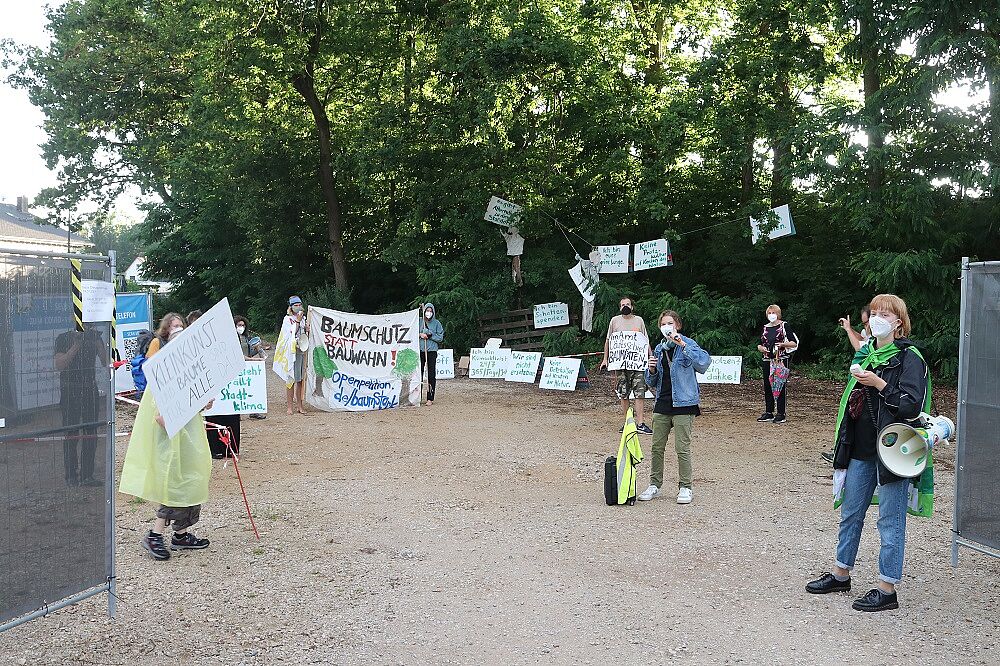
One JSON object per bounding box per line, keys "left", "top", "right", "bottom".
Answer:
{"left": 505, "top": 351, "right": 542, "bottom": 383}
{"left": 533, "top": 302, "right": 570, "bottom": 329}
{"left": 750, "top": 204, "right": 796, "bottom": 244}
{"left": 539, "top": 357, "right": 581, "bottom": 391}
{"left": 696, "top": 356, "right": 743, "bottom": 384}
{"left": 633, "top": 239, "right": 673, "bottom": 271}
{"left": 469, "top": 347, "right": 512, "bottom": 379}
{"left": 435, "top": 349, "right": 455, "bottom": 379}
{"left": 597, "top": 245, "right": 629, "bottom": 273}
{"left": 607, "top": 330, "right": 650, "bottom": 371}
{"left": 143, "top": 298, "right": 247, "bottom": 437}
{"left": 204, "top": 360, "right": 268, "bottom": 415}
{"left": 484, "top": 196, "right": 523, "bottom": 226}
{"left": 81, "top": 279, "right": 116, "bottom": 322}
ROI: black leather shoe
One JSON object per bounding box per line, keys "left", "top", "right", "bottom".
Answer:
{"left": 806, "top": 573, "right": 851, "bottom": 594}
{"left": 852, "top": 587, "right": 898, "bottom": 612}
{"left": 757, "top": 413, "right": 774, "bottom": 422}
{"left": 820, "top": 450, "right": 834, "bottom": 463}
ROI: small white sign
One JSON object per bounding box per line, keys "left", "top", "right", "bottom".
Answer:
{"left": 539, "top": 357, "right": 581, "bottom": 391}
{"left": 696, "top": 356, "right": 743, "bottom": 384}
{"left": 0, "top": 418, "right": 5, "bottom": 428}
{"left": 485, "top": 196, "right": 523, "bottom": 226}
{"left": 204, "top": 360, "right": 268, "bottom": 415}
{"left": 750, "top": 204, "right": 796, "bottom": 244}
{"left": 81, "top": 279, "right": 116, "bottom": 322}
{"left": 597, "top": 245, "right": 629, "bottom": 274}
{"left": 469, "top": 347, "right": 512, "bottom": 379}
{"left": 633, "top": 239, "right": 673, "bottom": 271}
{"left": 533, "top": 302, "right": 570, "bottom": 329}
{"left": 436, "top": 349, "right": 455, "bottom": 379}
{"left": 505, "top": 351, "right": 542, "bottom": 383}
{"left": 607, "top": 331, "right": 650, "bottom": 371}
{"left": 568, "top": 261, "right": 597, "bottom": 302}
{"left": 143, "top": 298, "right": 247, "bottom": 438}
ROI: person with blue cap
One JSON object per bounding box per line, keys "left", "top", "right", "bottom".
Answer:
{"left": 274, "top": 295, "right": 308, "bottom": 414}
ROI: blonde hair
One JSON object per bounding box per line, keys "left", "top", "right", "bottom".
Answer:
{"left": 659, "top": 309, "right": 682, "bottom": 330}
{"left": 869, "top": 294, "right": 911, "bottom": 337}
{"left": 766, "top": 304, "right": 782, "bottom": 319}
{"left": 156, "top": 313, "right": 184, "bottom": 339}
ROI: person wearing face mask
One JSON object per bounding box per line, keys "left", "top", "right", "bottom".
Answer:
{"left": 419, "top": 303, "right": 445, "bottom": 405}
{"left": 637, "top": 310, "right": 711, "bottom": 504}
{"left": 756, "top": 304, "right": 800, "bottom": 424}
{"left": 234, "top": 315, "right": 266, "bottom": 420}
{"left": 273, "top": 296, "right": 309, "bottom": 415}
{"left": 806, "top": 294, "right": 933, "bottom": 613}
{"left": 144, "top": 313, "right": 186, "bottom": 359}
{"left": 839, "top": 305, "right": 871, "bottom": 353}
{"left": 601, "top": 296, "right": 653, "bottom": 435}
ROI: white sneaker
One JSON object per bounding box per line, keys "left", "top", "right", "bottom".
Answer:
{"left": 637, "top": 485, "right": 660, "bottom": 501}
{"left": 677, "top": 487, "right": 693, "bottom": 504}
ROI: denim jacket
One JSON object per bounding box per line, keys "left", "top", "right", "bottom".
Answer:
{"left": 644, "top": 335, "right": 712, "bottom": 408}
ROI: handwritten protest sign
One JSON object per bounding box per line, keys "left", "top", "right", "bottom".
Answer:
{"left": 204, "top": 360, "right": 267, "bottom": 415}
{"left": 539, "top": 357, "right": 581, "bottom": 391}
{"left": 633, "top": 239, "right": 673, "bottom": 271}
{"left": 597, "top": 245, "right": 629, "bottom": 274}
{"left": 568, "top": 261, "right": 598, "bottom": 302}
{"left": 533, "top": 302, "right": 570, "bottom": 329}
{"left": 505, "top": 351, "right": 542, "bottom": 383}
{"left": 144, "top": 298, "right": 247, "bottom": 438}
{"left": 81, "top": 279, "right": 115, "bottom": 322}
{"left": 485, "top": 196, "right": 523, "bottom": 226}
{"left": 696, "top": 356, "right": 743, "bottom": 384}
{"left": 470, "top": 347, "right": 513, "bottom": 379}
{"left": 607, "top": 331, "right": 650, "bottom": 371}
{"left": 750, "top": 204, "right": 796, "bottom": 244}
{"left": 436, "top": 349, "right": 455, "bottom": 379}
{"left": 305, "top": 306, "right": 421, "bottom": 411}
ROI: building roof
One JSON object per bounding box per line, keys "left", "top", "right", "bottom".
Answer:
{"left": 0, "top": 202, "right": 89, "bottom": 246}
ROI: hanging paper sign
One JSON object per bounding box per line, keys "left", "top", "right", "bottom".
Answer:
{"left": 539, "top": 357, "right": 581, "bottom": 391}
{"left": 81, "top": 279, "right": 116, "bottom": 322}
{"left": 633, "top": 239, "right": 673, "bottom": 271}
{"left": 484, "top": 196, "right": 523, "bottom": 226}
{"left": 597, "top": 245, "right": 629, "bottom": 274}
{"left": 469, "top": 347, "right": 512, "bottom": 379}
{"left": 696, "top": 356, "right": 743, "bottom": 384}
{"left": 569, "top": 261, "right": 597, "bottom": 302}
{"left": 607, "top": 331, "right": 650, "bottom": 371}
{"left": 533, "top": 302, "right": 570, "bottom": 329}
{"left": 436, "top": 349, "right": 455, "bottom": 379}
{"left": 204, "top": 360, "right": 268, "bottom": 415}
{"left": 750, "top": 204, "right": 796, "bottom": 244}
{"left": 505, "top": 351, "right": 542, "bottom": 383}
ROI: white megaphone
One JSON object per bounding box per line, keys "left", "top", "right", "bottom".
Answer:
{"left": 877, "top": 413, "right": 955, "bottom": 478}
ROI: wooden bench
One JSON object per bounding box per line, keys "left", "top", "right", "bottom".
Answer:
{"left": 477, "top": 308, "right": 577, "bottom": 352}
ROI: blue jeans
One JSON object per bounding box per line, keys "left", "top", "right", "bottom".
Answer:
{"left": 834, "top": 458, "right": 910, "bottom": 584}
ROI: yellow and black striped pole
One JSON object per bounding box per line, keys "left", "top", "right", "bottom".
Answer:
{"left": 70, "top": 258, "right": 84, "bottom": 332}
{"left": 110, "top": 301, "right": 121, "bottom": 363}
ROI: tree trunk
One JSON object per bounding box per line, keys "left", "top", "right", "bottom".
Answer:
{"left": 740, "top": 130, "right": 756, "bottom": 204}
{"left": 770, "top": 76, "right": 792, "bottom": 208}
{"left": 986, "top": 57, "right": 1000, "bottom": 195}
{"left": 859, "top": 4, "right": 883, "bottom": 195}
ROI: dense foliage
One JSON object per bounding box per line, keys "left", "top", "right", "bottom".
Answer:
{"left": 6, "top": 0, "right": 999, "bottom": 379}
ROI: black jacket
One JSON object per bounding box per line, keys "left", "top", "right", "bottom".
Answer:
{"left": 833, "top": 338, "right": 929, "bottom": 486}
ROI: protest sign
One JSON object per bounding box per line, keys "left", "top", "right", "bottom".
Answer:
{"left": 484, "top": 196, "right": 523, "bottom": 226}
{"left": 568, "top": 261, "right": 598, "bottom": 302}
{"left": 750, "top": 204, "right": 796, "bottom": 244}
{"left": 533, "top": 302, "right": 570, "bottom": 329}
{"left": 469, "top": 347, "right": 512, "bottom": 379}
{"left": 607, "top": 330, "right": 650, "bottom": 371}
{"left": 597, "top": 245, "right": 629, "bottom": 274}
{"left": 305, "top": 306, "right": 421, "bottom": 411}
{"left": 505, "top": 351, "right": 542, "bottom": 383}
{"left": 114, "top": 292, "right": 153, "bottom": 393}
{"left": 143, "top": 298, "right": 247, "bottom": 438}
{"left": 204, "top": 360, "right": 267, "bottom": 415}
{"left": 539, "top": 357, "right": 581, "bottom": 391}
{"left": 633, "top": 239, "right": 673, "bottom": 271}
{"left": 696, "top": 356, "right": 743, "bottom": 384}
{"left": 436, "top": 349, "right": 455, "bottom": 379}
{"left": 81, "top": 279, "right": 116, "bottom": 322}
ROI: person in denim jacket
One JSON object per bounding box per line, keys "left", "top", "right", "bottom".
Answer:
{"left": 637, "top": 310, "right": 711, "bottom": 504}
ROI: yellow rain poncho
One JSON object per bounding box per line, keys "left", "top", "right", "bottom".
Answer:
{"left": 272, "top": 314, "right": 299, "bottom": 387}
{"left": 615, "top": 408, "right": 644, "bottom": 504}
{"left": 119, "top": 390, "right": 212, "bottom": 506}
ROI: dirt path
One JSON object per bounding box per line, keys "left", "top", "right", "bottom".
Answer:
{"left": 1, "top": 371, "right": 997, "bottom": 664}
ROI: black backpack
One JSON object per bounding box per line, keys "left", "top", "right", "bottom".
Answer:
{"left": 135, "top": 330, "right": 156, "bottom": 357}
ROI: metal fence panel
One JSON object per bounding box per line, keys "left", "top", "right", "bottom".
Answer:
{"left": 955, "top": 260, "right": 1000, "bottom": 556}
{"left": 0, "top": 250, "right": 114, "bottom": 625}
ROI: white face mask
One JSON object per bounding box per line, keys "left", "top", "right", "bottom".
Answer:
{"left": 868, "top": 315, "right": 896, "bottom": 340}
{"left": 169, "top": 326, "right": 183, "bottom": 335}
{"left": 236, "top": 325, "right": 246, "bottom": 334}
{"left": 767, "top": 313, "right": 778, "bottom": 323}
{"left": 425, "top": 310, "right": 433, "bottom": 319}
{"left": 660, "top": 324, "right": 675, "bottom": 339}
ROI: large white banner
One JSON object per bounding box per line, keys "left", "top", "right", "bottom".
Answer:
{"left": 204, "top": 360, "right": 268, "bottom": 415}
{"left": 144, "top": 298, "right": 247, "bottom": 438}
{"left": 607, "top": 331, "right": 650, "bottom": 371}
{"left": 305, "top": 306, "right": 421, "bottom": 411}
{"left": 696, "top": 356, "right": 743, "bottom": 384}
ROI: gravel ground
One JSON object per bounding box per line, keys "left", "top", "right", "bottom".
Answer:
{"left": 1, "top": 370, "right": 997, "bottom": 665}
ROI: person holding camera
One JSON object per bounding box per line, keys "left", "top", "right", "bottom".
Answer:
{"left": 756, "top": 304, "right": 799, "bottom": 424}
{"left": 53, "top": 325, "right": 107, "bottom": 486}
{"left": 637, "top": 310, "right": 711, "bottom": 504}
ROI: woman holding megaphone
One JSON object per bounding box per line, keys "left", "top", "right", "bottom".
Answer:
{"left": 806, "top": 294, "right": 932, "bottom": 612}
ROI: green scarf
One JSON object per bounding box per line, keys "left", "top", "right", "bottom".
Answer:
{"left": 832, "top": 340, "right": 934, "bottom": 518}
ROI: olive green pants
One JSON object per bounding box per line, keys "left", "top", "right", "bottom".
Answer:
{"left": 650, "top": 413, "right": 695, "bottom": 489}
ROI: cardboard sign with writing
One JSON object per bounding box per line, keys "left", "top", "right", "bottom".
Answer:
{"left": 533, "top": 302, "right": 570, "bottom": 329}
{"left": 750, "top": 204, "right": 796, "bottom": 244}
{"left": 436, "top": 348, "right": 455, "bottom": 379}
{"left": 144, "top": 298, "right": 247, "bottom": 438}
{"left": 696, "top": 356, "right": 743, "bottom": 384}
{"left": 539, "top": 357, "right": 581, "bottom": 391}
{"left": 607, "top": 330, "right": 650, "bottom": 371}
{"left": 597, "top": 245, "right": 629, "bottom": 274}
{"left": 484, "top": 196, "right": 523, "bottom": 226}
{"left": 633, "top": 239, "right": 673, "bottom": 271}
{"left": 469, "top": 347, "right": 512, "bottom": 379}
{"left": 505, "top": 351, "right": 542, "bottom": 383}
{"left": 204, "top": 360, "right": 268, "bottom": 415}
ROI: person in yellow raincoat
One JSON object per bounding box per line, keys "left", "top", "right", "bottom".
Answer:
{"left": 120, "top": 329, "right": 215, "bottom": 561}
